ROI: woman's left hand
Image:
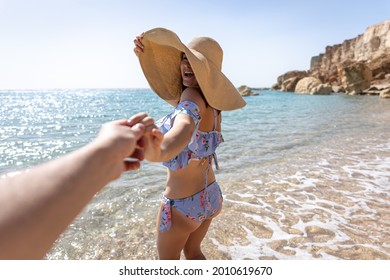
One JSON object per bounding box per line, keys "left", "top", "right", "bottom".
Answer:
{"left": 133, "top": 33, "right": 144, "bottom": 56}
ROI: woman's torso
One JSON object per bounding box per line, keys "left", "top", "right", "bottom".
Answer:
{"left": 159, "top": 102, "right": 222, "bottom": 199}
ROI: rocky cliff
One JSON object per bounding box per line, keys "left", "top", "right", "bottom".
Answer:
{"left": 273, "top": 20, "right": 390, "bottom": 98}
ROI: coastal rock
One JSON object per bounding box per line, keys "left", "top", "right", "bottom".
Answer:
{"left": 332, "top": 85, "right": 345, "bottom": 93}
{"left": 341, "top": 62, "right": 373, "bottom": 95}
{"left": 312, "top": 83, "right": 333, "bottom": 95}
{"left": 281, "top": 77, "right": 301, "bottom": 92}
{"left": 277, "top": 70, "right": 308, "bottom": 85}
{"left": 237, "top": 85, "right": 260, "bottom": 96}
{"left": 295, "top": 77, "right": 321, "bottom": 94}
{"left": 274, "top": 70, "right": 308, "bottom": 91}
{"left": 310, "top": 20, "right": 390, "bottom": 85}
{"left": 380, "top": 88, "right": 390, "bottom": 98}
{"left": 274, "top": 20, "right": 390, "bottom": 97}
{"left": 272, "top": 83, "right": 281, "bottom": 90}
{"left": 295, "top": 77, "right": 332, "bottom": 95}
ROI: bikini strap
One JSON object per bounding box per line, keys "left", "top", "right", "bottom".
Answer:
{"left": 212, "top": 152, "right": 220, "bottom": 170}
{"left": 204, "top": 156, "right": 211, "bottom": 189}
{"left": 160, "top": 194, "right": 173, "bottom": 231}
{"left": 204, "top": 152, "right": 220, "bottom": 189}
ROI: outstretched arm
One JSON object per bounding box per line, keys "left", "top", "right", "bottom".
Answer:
{"left": 0, "top": 114, "right": 151, "bottom": 259}
{"left": 143, "top": 113, "right": 194, "bottom": 162}
{"left": 143, "top": 88, "right": 207, "bottom": 163}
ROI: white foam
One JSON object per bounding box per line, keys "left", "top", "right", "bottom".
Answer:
{"left": 251, "top": 179, "right": 264, "bottom": 184}
{"left": 220, "top": 145, "right": 390, "bottom": 259}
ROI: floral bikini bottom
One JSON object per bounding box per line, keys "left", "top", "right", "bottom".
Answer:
{"left": 159, "top": 181, "right": 223, "bottom": 231}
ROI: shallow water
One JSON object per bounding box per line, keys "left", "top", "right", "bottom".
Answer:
{"left": 1, "top": 89, "right": 389, "bottom": 259}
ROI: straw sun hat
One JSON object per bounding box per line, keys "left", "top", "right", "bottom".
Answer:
{"left": 137, "top": 27, "right": 246, "bottom": 111}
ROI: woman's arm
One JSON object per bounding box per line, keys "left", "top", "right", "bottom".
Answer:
{"left": 145, "top": 113, "right": 194, "bottom": 162}
{"left": 144, "top": 87, "right": 206, "bottom": 163}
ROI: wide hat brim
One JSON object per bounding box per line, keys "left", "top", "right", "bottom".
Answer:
{"left": 138, "top": 27, "right": 246, "bottom": 111}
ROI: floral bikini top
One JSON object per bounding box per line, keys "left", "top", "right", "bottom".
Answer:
{"left": 157, "top": 101, "right": 224, "bottom": 171}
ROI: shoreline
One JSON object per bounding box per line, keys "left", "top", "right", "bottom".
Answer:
{"left": 47, "top": 145, "right": 390, "bottom": 260}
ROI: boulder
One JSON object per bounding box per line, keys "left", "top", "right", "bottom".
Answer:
{"left": 340, "top": 62, "right": 373, "bottom": 95}
{"left": 295, "top": 77, "right": 320, "bottom": 94}
{"left": 281, "top": 77, "right": 301, "bottom": 92}
{"left": 271, "top": 83, "right": 281, "bottom": 90}
{"left": 237, "top": 85, "right": 259, "bottom": 96}
{"left": 275, "top": 70, "right": 308, "bottom": 91}
{"left": 312, "top": 84, "right": 333, "bottom": 95}
{"left": 380, "top": 88, "right": 390, "bottom": 98}
{"left": 295, "top": 77, "right": 333, "bottom": 95}
{"left": 332, "top": 85, "right": 345, "bottom": 93}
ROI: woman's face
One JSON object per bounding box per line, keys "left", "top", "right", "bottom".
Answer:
{"left": 180, "top": 54, "right": 199, "bottom": 88}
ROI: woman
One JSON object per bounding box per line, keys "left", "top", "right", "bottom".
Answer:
{"left": 133, "top": 28, "right": 246, "bottom": 259}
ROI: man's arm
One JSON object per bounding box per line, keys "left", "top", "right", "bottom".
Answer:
{"left": 0, "top": 117, "right": 148, "bottom": 259}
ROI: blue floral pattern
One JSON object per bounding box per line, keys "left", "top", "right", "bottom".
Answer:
{"left": 157, "top": 101, "right": 224, "bottom": 171}
{"left": 160, "top": 181, "right": 223, "bottom": 231}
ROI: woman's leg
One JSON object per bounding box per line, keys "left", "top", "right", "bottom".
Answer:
{"left": 156, "top": 205, "right": 201, "bottom": 260}
{"left": 183, "top": 218, "right": 212, "bottom": 260}
{"left": 156, "top": 182, "right": 223, "bottom": 260}
{"left": 184, "top": 184, "right": 223, "bottom": 260}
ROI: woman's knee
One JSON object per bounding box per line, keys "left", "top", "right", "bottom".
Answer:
{"left": 184, "top": 248, "right": 205, "bottom": 260}
{"left": 183, "top": 240, "right": 205, "bottom": 260}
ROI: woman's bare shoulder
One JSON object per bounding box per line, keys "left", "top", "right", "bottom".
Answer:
{"left": 180, "top": 88, "right": 206, "bottom": 111}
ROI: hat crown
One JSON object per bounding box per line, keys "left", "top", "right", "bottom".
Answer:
{"left": 139, "top": 27, "right": 246, "bottom": 110}
{"left": 187, "top": 37, "right": 223, "bottom": 70}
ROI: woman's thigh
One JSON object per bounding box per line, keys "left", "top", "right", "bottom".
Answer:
{"left": 156, "top": 205, "right": 202, "bottom": 259}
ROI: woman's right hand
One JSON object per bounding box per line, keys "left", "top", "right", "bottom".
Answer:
{"left": 142, "top": 127, "right": 164, "bottom": 162}
{"left": 133, "top": 33, "right": 144, "bottom": 56}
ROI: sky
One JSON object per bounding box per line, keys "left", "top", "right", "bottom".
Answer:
{"left": 0, "top": 0, "right": 389, "bottom": 89}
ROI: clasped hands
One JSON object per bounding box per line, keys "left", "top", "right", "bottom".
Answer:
{"left": 95, "top": 112, "right": 163, "bottom": 174}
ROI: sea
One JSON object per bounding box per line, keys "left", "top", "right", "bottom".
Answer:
{"left": 1, "top": 88, "right": 389, "bottom": 260}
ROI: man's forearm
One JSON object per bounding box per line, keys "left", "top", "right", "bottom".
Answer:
{"left": 0, "top": 142, "right": 118, "bottom": 259}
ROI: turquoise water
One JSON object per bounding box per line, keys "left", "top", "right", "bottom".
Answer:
{"left": 0, "top": 89, "right": 169, "bottom": 172}
{"left": 1, "top": 89, "right": 389, "bottom": 259}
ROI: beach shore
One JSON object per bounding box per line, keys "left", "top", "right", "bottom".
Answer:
{"left": 48, "top": 152, "right": 390, "bottom": 260}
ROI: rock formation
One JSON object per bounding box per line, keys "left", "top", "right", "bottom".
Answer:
{"left": 295, "top": 77, "right": 332, "bottom": 95}
{"left": 237, "top": 85, "right": 260, "bottom": 96}
{"left": 273, "top": 20, "right": 390, "bottom": 98}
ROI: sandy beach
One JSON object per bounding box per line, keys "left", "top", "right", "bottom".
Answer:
{"left": 48, "top": 130, "right": 390, "bottom": 260}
